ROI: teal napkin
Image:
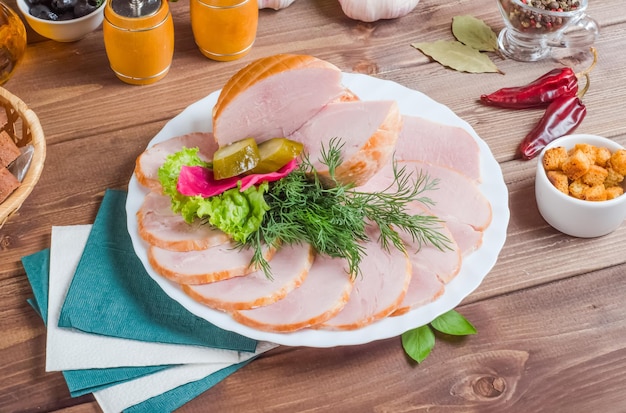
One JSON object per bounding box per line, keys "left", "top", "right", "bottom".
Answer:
{"left": 57, "top": 189, "right": 256, "bottom": 352}
{"left": 22, "top": 249, "right": 171, "bottom": 397}
{"left": 22, "top": 248, "right": 257, "bottom": 411}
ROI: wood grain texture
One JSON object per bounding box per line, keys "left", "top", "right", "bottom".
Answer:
{"left": 1, "top": 0, "right": 625, "bottom": 411}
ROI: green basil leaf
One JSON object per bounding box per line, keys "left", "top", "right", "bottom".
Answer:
{"left": 411, "top": 40, "right": 500, "bottom": 74}
{"left": 401, "top": 325, "right": 435, "bottom": 363}
{"left": 430, "top": 310, "right": 477, "bottom": 336}
{"left": 452, "top": 15, "right": 499, "bottom": 52}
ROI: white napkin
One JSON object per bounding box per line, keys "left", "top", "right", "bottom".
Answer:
{"left": 46, "top": 225, "right": 276, "bottom": 371}
{"left": 93, "top": 342, "right": 276, "bottom": 413}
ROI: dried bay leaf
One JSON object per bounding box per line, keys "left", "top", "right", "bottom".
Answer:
{"left": 411, "top": 40, "right": 501, "bottom": 74}
{"left": 452, "top": 15, "right": 499, "bottom": 52}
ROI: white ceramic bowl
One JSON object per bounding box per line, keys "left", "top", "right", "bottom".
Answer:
{"left": 535, "top": 134, "right": 626, "bottom": 238}
{"left": 16, "top": 0, "right": 105, "bottom": 42}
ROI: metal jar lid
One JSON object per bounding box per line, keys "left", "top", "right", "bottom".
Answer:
{"left": 110, "top": 0, "right": 161, "bottom": 18}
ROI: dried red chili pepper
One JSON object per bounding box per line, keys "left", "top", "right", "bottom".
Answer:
{"left": 518, "top": 95, "right": 587, "bottom": 160}
{"left": 480, "top": 48, "right": 597, "bottom": 109}
{"left": 480, "top": 67, "right": 578, "bottom": 109}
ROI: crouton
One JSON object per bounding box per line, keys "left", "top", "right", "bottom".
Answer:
{"left": 573, "top": 143, "right": 597, "bottom": 165}
{"left": 582, "top": 164, "right": 609, "bottom": 186}
{"left": 595, "top": 146, "right": 612, "bottom": 167}
{"left": 609, "top": 149, "right": 626, "bottom": 175}
{"left": 547, "top": 170, "right": 569, "bottom": 194}
{"left": 569, "top": 179, "right": 589, "bottom": 199}
{"left": 584, "top": 184, "right": 607, "bottom": 201}
{"left": 605, "top": 167, "right": 624, "bottom": 187}
{"left": 606, "top": 186, "right": 624, "bottom": 200}
{"left": 543, "top": 146, "right": 568, "bottom": 171}
{"left": 562, "top": 149, "right": 591, "bottom": 181}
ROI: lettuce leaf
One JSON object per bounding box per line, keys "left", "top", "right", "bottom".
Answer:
{"left": 158, "top": 147, "right": 269, "bottom": 243}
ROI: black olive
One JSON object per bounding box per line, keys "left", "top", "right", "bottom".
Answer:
{"left": 73, "top": 0, "right": 98, "bottom": 17}
{"left": 51, "top": 0, "right": 77, "bottom": 13}
{"left": 29, "top": 4, "right": 59, "bottom": 20}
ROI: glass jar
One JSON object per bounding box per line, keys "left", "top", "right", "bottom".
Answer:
{"left": 103, "top": 0, "right": 174, "bottom": 85}
{"left": 0, "top": 1, "right": 27, "bottom": 86}
{"left": 190, "top": 0, "right": 258, "bottom": 62}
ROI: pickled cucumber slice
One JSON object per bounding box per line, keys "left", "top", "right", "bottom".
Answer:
{"left": 250, "top": 138, "right": 304, "bottom": 174}
{"left": 213, "top": 137, "right": 260, "bottom": 180}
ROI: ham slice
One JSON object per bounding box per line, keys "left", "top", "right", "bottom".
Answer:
{"left": 137, "top": 191, "right": 230, "bottom": 252}
{"left": 231, "top": 254, "right": 354, "bottom": 332}
{"left": 318, "top": 226, "right": 412, "bottom": 330}
{"left": 398, "top": 207, "right": 462, "bottom": 284}
{"left": 391, "top": 268, "right": 445, "bottom": 316}
{"left": 182, "top": 243, "right": 315, "bottom": 311}
{"left": 361, "top": 160, "right": 492, "bottom": 231}
{"left": 394, "top": 115, "right": 481, "bottom": 182}
{"left": 288, "top": 100, "right": 402, "bottom": 186}
{"left": 135, "top": 132, "right": 217, "bottom": 192}
{"left": 212, "top": 54, "right": 349, "bottom": 147}
{"left": 148, "top": 242, "right": 276, "bottom": 284}
{"left": 444, "top": 219, "right": 483, "bottom": 257}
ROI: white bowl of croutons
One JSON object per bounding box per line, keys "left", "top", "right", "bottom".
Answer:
{"left": 535, "top": 134, "right": 626, "bottom": 238}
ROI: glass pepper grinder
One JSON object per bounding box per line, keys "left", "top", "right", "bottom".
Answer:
{"left": 103, "top": 0, "right": 174, "bottom": 85}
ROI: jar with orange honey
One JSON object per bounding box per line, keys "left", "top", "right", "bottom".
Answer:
{"left": 103, "top": 0, "right": 174, "bottom": 85}
{"left": 190, "top": 0, "right": 258, "bottom": 62}
{"left": 0, "top": 1, "right": 27, "bottom": 86}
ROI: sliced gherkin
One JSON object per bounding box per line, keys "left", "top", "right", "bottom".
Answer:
{"left": 212, "top": 137, "right": 260, "bottom": 180}
{"left": 250, "top": 138, "right": 304, "bottom": 174}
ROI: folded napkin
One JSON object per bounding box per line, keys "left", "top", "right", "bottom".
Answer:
{"left": 58, "top": 189, "right": 256, "bottom": 352}
{"left": 21, "top": 189, "right": 278, "bottom": 412}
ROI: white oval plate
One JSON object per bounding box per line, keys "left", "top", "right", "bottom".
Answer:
{"left": 126, "top": 73, "right": 510, "bottom": 347}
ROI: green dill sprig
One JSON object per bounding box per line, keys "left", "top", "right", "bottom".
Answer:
{"left": 245, "top": 138, "right": 451, "bottom": 278}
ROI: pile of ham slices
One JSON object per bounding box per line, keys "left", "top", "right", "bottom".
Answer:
{"left": 133, "top": 54, "right": 492, "bottom": 334}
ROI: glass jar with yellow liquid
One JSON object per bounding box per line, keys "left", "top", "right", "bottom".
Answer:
{"left": 0, "top": 1, "right": 27, "bottom": 85}
{"left": 190, "top": 0, "right": 258, "bottom": 62}
{"left": 103, "top": 0, "right": 174, "bottom": 85}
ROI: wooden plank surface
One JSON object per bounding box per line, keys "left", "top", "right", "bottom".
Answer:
{"left": 1, "top": 0, "right": 625, "bottom": 411}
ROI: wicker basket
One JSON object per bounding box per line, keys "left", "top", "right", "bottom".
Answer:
{"left": 0, "top": 86, "right": 46, "bottom": 228}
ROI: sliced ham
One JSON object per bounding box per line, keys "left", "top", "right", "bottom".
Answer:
{"left": 135, "top": 132, "right": 217, "bottom": 192}
{"left": 398, "top": 204, "right": 462, "bottom": 284}
{"left": 444, "top": 219, "right": 483, "bottom": 257}
{"left": 182, "top": 243, "right": 314, "bottom": 311}
{"left": 288, "top": 100, "right": 402, "bottom": 186}
{"left": 395, "top": 115, "right": 481, "bottom": 182}
{"left": 360, "top": 160, "right": 492, "bottom": 231}
{"left": 391, "top": 268, "right": 445, "bottom": 316}
{"left": 318, "top": 226, "right": 412, "bottom": 331}
{"left": 231, "top": 254, "right": 354, "bottom": 333}
{"left": 148, "top": 242, "right": 276, "bottom": 284}
{"left": 137, "top": 191, "right": 230, "bottom": 252}
{"left": 212, "top": 54, "right": 349, "bottom": 147}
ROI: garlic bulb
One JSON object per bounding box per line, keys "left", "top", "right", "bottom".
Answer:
{"left": 258, "top": 0, "right": 297, "bottom": 10}
{"left": 338, "top": 0, "right": 421, "bottom": 22}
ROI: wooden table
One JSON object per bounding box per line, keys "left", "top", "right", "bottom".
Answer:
{"left": 2, "top": 0, "right": 626, "bottom": 411}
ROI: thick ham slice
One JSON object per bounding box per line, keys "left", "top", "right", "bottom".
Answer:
{"left": 231, "top": 254, "right": 354, "bottom": 333}
{"left": 212, "top": 54, "right": 349, "bottom": 147}
{"left": 137, "top": 191, "right": 230, "bottom": 252}
{"left": 444, "top": 219, "right": 483, "bottom": 257}
{"left": 182, "top": 243, "right": 314, "bottom": 311}
{"left": 288, "top": 100, "right": 402, "bottom": 186}
{"left": 360, "top": 160, "right": 492, "bottom": 231}
{"left": 135, "top": 132, "right": 217, "bottom": 192}
{"left": 391, "top": 268, "right": 445, "bottom": 316}
{"left": 318, "top": 226, "right": 412, "bottom": 331}
{"left": 148, "top": 242, "right": 276, "bottom": 284}
{"left": 398, "top": 205, "right": 462, "bottom": 284}
{"left": 394, "top": 115, "right": 481, "bottom": 182}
